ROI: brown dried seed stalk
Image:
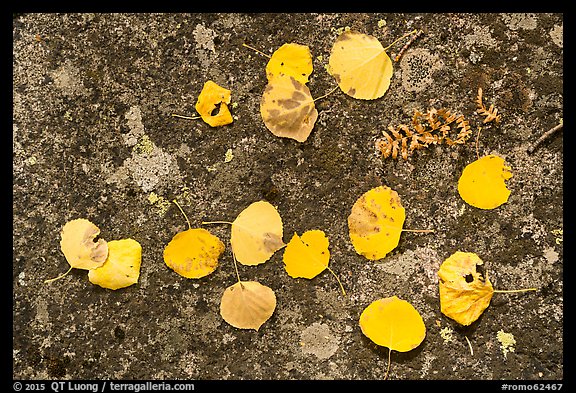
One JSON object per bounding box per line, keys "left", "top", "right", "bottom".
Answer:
{"left": 476, "top": 87, "right": 501, "bottom": 124}
{"left": 376, "top": 108, "right": 472, "bottom": 160}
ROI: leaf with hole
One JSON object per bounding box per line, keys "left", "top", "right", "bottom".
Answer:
{"left": 220, "top": 280, "right": 277, "bottom": 331}
{"left": 195, "top": 80, "right": 233, "bottom": 127}
{"left": 348, "top": 185, "right": 406, "bottom": 260}
{"left": 438, "top": 251, "right": 494, "bottom": 326}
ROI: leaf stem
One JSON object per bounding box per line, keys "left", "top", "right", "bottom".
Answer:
{"left": 172, "top": 113, "right": 201, "bottom": 120}
{"left": 242, "top": 43, "right": 271, "bottom": 58}
{"left": 494, "top": 288, "right": 538, "bottom": 293}
{"left": 44, "top": 266, "right": 73, "bottom": 284}
{"left": 326, "top": 266, "right": 346, "bottom": 296}
{"left": 202, "top": 220, "right": 234, "bottom": 226}
{"left": 384, "top": 347, "right": 392, "bottom": 380}
{"left": 402, "top": 228, "right": 435, "bottom": 233}
{"left": 172, "top": 199, "right": 191, "bottom": 230}
{"left": 475, "top": 127, "right": 482, "bottom": 160}
{"left": 383, "top": 29, "right": 418, "bottom": 52}
{"left": 313, "top": 86, "right": 340, "bottom": 102}
{"left": 465, "top": 336, "right": 474, "bottom": 356}
{"left": 231, "top": 245, "right": 242, "bottom": 284}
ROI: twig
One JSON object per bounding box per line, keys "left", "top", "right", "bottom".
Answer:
{"left": 527, "top": 123, "right": 563, "bottom": 154}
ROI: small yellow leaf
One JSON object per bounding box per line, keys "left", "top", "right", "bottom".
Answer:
{"left": 266, "top": 43, "right": 313, "bottom": 84}
{"left": 438, "top": 251, "right": 494, "bottom": 326}
{"left": 458, "top": 154, "right": 513, "bottom": 209}
{"left": 260, "top": 74, "right": 318, "bottom": 142}
{"left": 231, "top": 201, "right": 284, "bottom": 266}
{"left": 88, "top": 238, "right": 142, "bottom": 290}
{"left": 328, "top": 30, "right": 393, "bottom": 100}
{"left": 348, "top": 185, "right": 406, "bottom": 260}
{"left": 195, "top": 80, "right": 233, "bottom": 127}
{"left": 220, "top": 280, "right": 277, "bottom": 331}
{"left": 359, "top": 296, "right": 426, "bottom": 352}
{"left": 163, "top": 228, "right": 225, "bottom": 278}
{"left": 283, "top": 230, "right": 329, "bottom": 279}
{"left": 60, "top": 218, "right": 108, "bottom": 270}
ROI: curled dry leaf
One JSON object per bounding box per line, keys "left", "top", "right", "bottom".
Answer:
{"left": 195, "top": 80, "right": 233, "bottom": 127}
{"left": 260, "top": 74, "right": 318, "bottom": 142}
{"left": 328, "top": 30, "right": 393, "bottom": 100}
{"left": 163, "top": 228, "right": 225, "bottom": 279}
{"left": 458, "top": 154, "right": 512, "bottom": 210}
{"left": 348, "top": 186, "right": 405, "bottom": 260}
{"left": 88, "top": 238, "right": 142, "bottom": 290}
{"left": 266, "top": 43, "right": 313, "bottom": 84}
{"left": 359, "top": 296, "right": 426, "bottom": 352}
{"left": 220, "top": 280, "right": 277, "bottom": 331}
{"left": 60, "top": 218, "right": 109, "bottom": 270}
{"left": 438, "top": 251, "right": 494, "bottom": 326}
{"left": 231, "top": 201, "right": 284, "bottom": 266}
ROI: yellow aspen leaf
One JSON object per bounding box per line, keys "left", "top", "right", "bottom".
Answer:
{"left": 260, "top": 74, "right": 318, "bottom": 142}
{"left": 283, "top": 230, "right": 329, "bottom": 279}
{"left": 59, "top": 218, "right": 109, "bottom": 270}
{"left": 328, "top": 30, "right": 393, "bottom": 100}
{"left": 88, "top": 238, "right": 142, "bottom": 290}
{"left": 438, "top": 251, "right": 494, "bottom": 326}
{"left": 230, "top": 201, "right": 285, "bottom": 266}
{"left": 195, "top": 80, "right": 233, "bottom": 127}
{"left": 359, "top": 296, "right": 426, "bottom": 352}
{"left": 220, "top": 280, "right": 277, "bottom": 331}
{"left": 266, "top": 43, "right": 313, "bottom": 84}
{"left": 458, "top": 154, "right": 513, "bottom": 209}
{"left": 348, "top": 186, "right": 406, "bottom": 260}
{"left": 163, "top": 228, "right": 225, "bottom": 279}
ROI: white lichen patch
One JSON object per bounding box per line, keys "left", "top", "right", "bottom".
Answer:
{"left": 440, "top": 326, "right": 455, "bottom": 343}
{"left": 50, "top": 60, "right": 90, "bottom": 97}
{"left": 502, "top": 13, "right": 538, "bottom": 31}
{"left": 193, "top": 24, "right": 217, "bottom": 53}
{"left": 123, "top": 106, "right": 145, "bottom": 147}
{"left": 300, "top": 322, "right": 340, "bottom": 360}
{"left": 497, "top": 330, "right": 516, "bottom": 359}
{"left": 400, "top": 48, "right": 443, "bottom": 93}
{"left": 549, "top": 25, "right": 563, "bottom": 48}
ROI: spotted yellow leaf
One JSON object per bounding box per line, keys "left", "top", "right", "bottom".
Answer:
{"left": 163, "top": 228, "right": 225, "bottom": 279}
{"left": 348, "top": 186, "right": 405, "bottom": 260}
{"left": 328, "top": 30, "right": 393, "bottom": 100}
{"left": 260, "top": 74, "right": 318, "bottom": 142}
{"left": 266, "top": 43, "right": 313, "bottom": 84}
{"left": 458, "top": 154, "right": 512, "bottom": 209}
{"left": 88, "top": 238, "right": 142, "bottom": 290}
